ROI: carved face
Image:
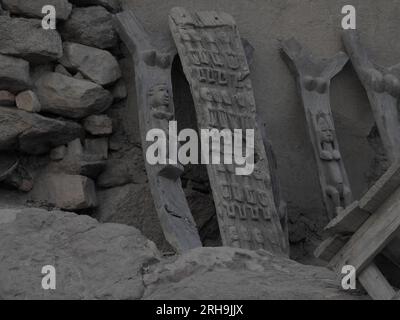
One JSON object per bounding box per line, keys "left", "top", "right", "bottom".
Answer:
{"left": 149, "top": 84, "right": 170, "bottom": 109}
{"left": 252, "top": 228, "right": 264, "bottom": 244}
{"left": 318, "top": 118, "right": 334, "bottom": 142}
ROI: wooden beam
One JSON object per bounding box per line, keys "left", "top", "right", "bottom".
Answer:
{"left": 314, "top": 235, "right": 349, "bottom": 261}
{"left": 329, "top": 187, "right": 400, "bottom": 273}
{"left": 281, "top": 38, "right": 352, "bottom": 220}
{"left": 324, "top": 201, "right": 369, "bottom": 235}
{"left": 358, "top": 263, "right": 396, "bottom": 300}
{"left": 343, "top": 31, "right": 400, "bottom": 164}
{"left": 114, "top": 10, "right": 202, "bottom": 253}
{"left": 360, "top": 160, "right": 400, "bottom": 213}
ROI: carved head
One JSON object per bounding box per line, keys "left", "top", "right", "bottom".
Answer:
{"left": 252, "top": 228, "right": 264, "bottom": 244}
{"left": 228, "top": 226, "right": 239, "bottom": 241}
{"left": 317, "top": 115, "right": 334, "bottom": 142}
{"left": 148, "top": 84, "right": 170, "bottom": 109}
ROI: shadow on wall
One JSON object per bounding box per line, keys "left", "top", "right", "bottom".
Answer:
{"left": 171, "top": 55, "right": 222, "bottom": 247}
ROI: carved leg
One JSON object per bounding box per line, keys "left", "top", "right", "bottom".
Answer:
{"left": 342, "top": 185, "right": 353, "bottom": 208}
{"left": 325, "top": 185, "right": 342, "bottom": 218}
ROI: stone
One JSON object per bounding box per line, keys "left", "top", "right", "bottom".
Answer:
{"left": 50, "top": 145, "right": 67, "bottom": 161}
{"left": 281, "top": 38, "right": 352, "bottom": 220}
{"left": 31, "top": 64, "right": 55, "bottom": 83}
{"left": 0, "top": 207, "right": 366, "bottom": 300}
{"left": 1, "top": 164, "right": 33, "bottom": 192}
{"left": 30, "top": 173, "right": 97, "bottom": 210}
{"left": 83, "top": 115, "right": 113, "bottom": 136}
{"left": 60, "top": 6, "right": 118, "bottom": 49}
{"left": 0, "top": 207, "right": 160, "bottom": 299}
{"left": 143, "top": 247, "right": 365, "bottom": 300}
{"left": 0, "top": 154, "right": 18, "bottom": 183}
{"left": 35, "top": 72, "right": 113, "bottom": 119}
{"left": 0, "top": 90, "right": 15, "bottom": 106}
{"left": 84, "top": 138, "right": 108, "bottom": 160}
{"left": 15, "top": 90, "right": 41, "bottom": 113}
{"left": 69, "top": 0, "right": 121, "bottom": 13}
{"left": 94, "top": 183, "right": 174, "bottom": 253}
{"left": 111, "top": 79, "right": 127, "bottom": 101}
{"left": 74, "top": 72, "right": 84, "bottom": 80}
{"left": 97, "top": 156, "right": 147, "bottom": 188}
{"left": 0, "top": 16, "right": 63, "bottom": 63}
{"left": 49, "top": 139, "right": 106, "bottom": 179}
{"left": 0, "top": 107, "right": 82, "bottom": 154}
{"left": 2, "top": 0, "right": 72, "bottom": 20}
{"left": 60, "top": 42, "right": 122, "bottom": 86}
{"left": 55, "top": 64, "right": 72, "bottom": 77}
{"left": 0, "top": 54, "right": 31, "bottom": 93}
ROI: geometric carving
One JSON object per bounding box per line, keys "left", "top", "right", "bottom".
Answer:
{"left": 169, "top": 7, "right": 286, "bottom": 254}
{"left": 115, "top": 10, "right": 202, "bottom": 253}
{"left": 281, "top": 38, "right": 353, "bottom": 220}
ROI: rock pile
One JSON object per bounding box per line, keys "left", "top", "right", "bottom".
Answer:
{"left": 0, "top": 1, "right": 127, "bottom": 211}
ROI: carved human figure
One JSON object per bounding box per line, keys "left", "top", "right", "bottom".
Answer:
{"left": 252, "top": 228, "right": 265, "bottom": 249}
{"left": 228, "top": 225, "right": 241, "bottom": 248}
{"left": 148, "top": 84, "right": 174, "bottom": 122}
{"left": 148, "top": 83, "right": 183, "bottom": 179}
{"left": 315, "top": 113, "right": 352, "bottom": 214}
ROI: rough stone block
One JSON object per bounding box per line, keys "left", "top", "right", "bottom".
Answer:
{"left": 2, "top": 0, "right": 72, "bottom": 20}
{"left": 31, "top": 173, "right": 97, "bottom": 210}
{"left": 0, "top": 90, "right": 15, "bottom": 106}
{"left": 0, "top": 16, "right": 63, "bottom": 63}
{"left": 60, "top": 42, "right": 121, "bottom": 86}
{"left": 85, "top": 138, "right": 108, "bottom": 160}
{"left": 35, "top": 72, "right": 113, "bottom": 119}
{"left": 0, "top": 54, "right": 31, "bottom": 93}
{"left": 16, "top": 90, "right": 41, "bottom": 113}
{"left": 60, "top": 6, "right": 118, "bottom": 49}
{"left": 83, "top": 114, "right": 113, "bottom": 136}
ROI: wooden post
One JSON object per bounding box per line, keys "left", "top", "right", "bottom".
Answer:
{"left": 282, "top": 38, "right": 352, "bottom": 220}
{"left": 114, "top": 10, "right": 202, "bottom": 253}
{"left": 343, "top": 30, "right": 400, "bottom": 164}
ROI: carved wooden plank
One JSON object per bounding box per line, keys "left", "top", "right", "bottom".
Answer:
{"left": 343, "top": 30, "right": 400, "bottom": 163}
{"left": 282, "top": 38, "right": 352, "bottom": 220}
{"left": 358, "top": 263, "right": 396, "bottom": 300}
{"left": 324, "top": 201, "right": 369, "bottom": 235}
{"left": 314, "top": 234, "right": 349, "bottom": 261}
{"left": 115, "top": 10, "right": 202, "bottom": 253}
{"left": 169, "top": 7, "right": 287, "bottom": 254}
{"left": 359, "top": 160, "right": 400, "bottom": 213}
{"left": 325, "top": 162, "right": 400, "bottom": 236}
{"left": 319, "top": 180, "right": 400, "bottom": 268}
{"left": 329, "top": 186, "right": 400, "bottom": 273}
